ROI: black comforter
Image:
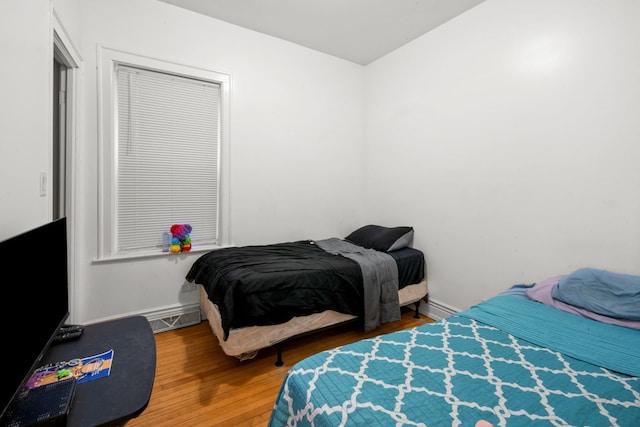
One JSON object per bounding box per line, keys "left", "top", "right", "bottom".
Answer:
{"left": 185, "top": 240, "right": 425, "bottom": 340}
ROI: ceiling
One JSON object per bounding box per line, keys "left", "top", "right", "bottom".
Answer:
{"left": 157, "top": 0, "right": 486, "bottom": 65}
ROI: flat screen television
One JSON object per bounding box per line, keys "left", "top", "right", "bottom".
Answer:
{"left": 0, "top": 218, "right": 70, "bottom": 421}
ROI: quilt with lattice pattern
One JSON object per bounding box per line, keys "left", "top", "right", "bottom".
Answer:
{"left": 268, "top": 295, "right": 640, "bottom": 427}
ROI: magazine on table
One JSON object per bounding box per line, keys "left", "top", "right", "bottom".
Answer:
{"left": 25, "top": 349, "right": 114, "bottom": 389}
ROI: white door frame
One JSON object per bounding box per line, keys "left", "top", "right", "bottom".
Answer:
{"left": 52, "top": 11, "right": 82, "bottom": 324}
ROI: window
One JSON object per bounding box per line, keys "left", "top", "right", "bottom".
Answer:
{"left": 98, "top": 47, "right": 230, "bottom": 259}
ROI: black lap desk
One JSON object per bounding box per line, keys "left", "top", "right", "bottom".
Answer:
{"left": 42, "top": 316, "right": 156, "bottom": 427}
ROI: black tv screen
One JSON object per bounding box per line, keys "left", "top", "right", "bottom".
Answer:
{"left": 0, "top": 218, "right": 70, "bottom": 420}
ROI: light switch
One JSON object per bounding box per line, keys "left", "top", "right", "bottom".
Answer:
{"left": 40, "top": 172, "right": 47, "bottom": 196}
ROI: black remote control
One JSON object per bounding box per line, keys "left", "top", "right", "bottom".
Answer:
{"left": 53, "top": 325, "right": 84, "bottom": 344}
{"left": 59, "top": 324, "right": 84, "bottom": 334}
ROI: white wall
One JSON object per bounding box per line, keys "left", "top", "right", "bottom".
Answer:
{"left": 0, "top": 0, "right": 52, "bottom": 238}
{"left": 6, "top": 0, "right": 640, "bottom": 324}
{"left": 364, "top": 0, "right": 640, "bottom": 311}
{"left": 52, "top": 0, "right": 82, "bottom": 50}
{"left": 71, "top": 0, "right": 366, "bottom": 323}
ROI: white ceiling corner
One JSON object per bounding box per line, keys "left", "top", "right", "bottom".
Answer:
{"left": 157, "top": 0, "right": 486, "bottom": 65}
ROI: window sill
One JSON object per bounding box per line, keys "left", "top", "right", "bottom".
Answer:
{"left": 93, "top": 244, "right": 232, "bottom": 264}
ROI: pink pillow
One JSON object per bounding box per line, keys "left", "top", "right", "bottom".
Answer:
{"left": 526, "top": 275, "right": 640, "bottom": 330}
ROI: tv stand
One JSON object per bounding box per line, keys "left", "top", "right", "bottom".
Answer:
{"left": 40, "top": 316, "right": 156, "bottom": 427}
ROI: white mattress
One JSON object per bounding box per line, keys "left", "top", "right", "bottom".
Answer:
{"left": 199, "top": 279, "right": 428, "bottom": 361}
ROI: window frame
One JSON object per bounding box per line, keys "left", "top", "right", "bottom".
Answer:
{"left": 97, "top": 46, "right": 231, "bottom": 261}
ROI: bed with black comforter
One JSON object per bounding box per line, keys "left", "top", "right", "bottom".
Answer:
{"left": 185, "top": 225, "right": 428, "bottom": 362}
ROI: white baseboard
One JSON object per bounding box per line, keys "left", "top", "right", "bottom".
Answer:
{"left": 423, "top": 298, "right": 460, "bottom": 320}
{"left": 120, "top": 297, "right": 456, "bottom": 334}
{"left": 143, "top": 303, "right": 202, "bottom": 333}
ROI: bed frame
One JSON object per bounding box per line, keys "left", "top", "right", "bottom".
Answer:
{"left": 199, "top": 278, "right": 428, "bottom": 366}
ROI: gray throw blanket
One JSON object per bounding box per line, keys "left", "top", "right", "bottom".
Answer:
{"left": 316, "top": 238, "right": 400, "bottom": 332}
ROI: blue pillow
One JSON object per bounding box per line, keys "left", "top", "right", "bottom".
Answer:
{"left": 551, "top": 268, "right": 640, "bottom": 320}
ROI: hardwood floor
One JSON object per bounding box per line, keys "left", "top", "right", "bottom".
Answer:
{"left": 126, "top": 306, "right": 434, "bottom": 427}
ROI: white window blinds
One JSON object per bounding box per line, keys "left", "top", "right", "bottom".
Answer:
{"left": 115, "top": 64, "right": 220, "bottom": 253}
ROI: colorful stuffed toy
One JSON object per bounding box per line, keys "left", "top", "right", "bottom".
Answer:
{"left": 170, "top": 224, "right": 193, "bottom": 252}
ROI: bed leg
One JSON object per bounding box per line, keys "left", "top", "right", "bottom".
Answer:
{"left": 414, "top": 300, "right": 421, "bottom": 319}
{"left": 275, "top": 345, "right": 284, "bottom": 367}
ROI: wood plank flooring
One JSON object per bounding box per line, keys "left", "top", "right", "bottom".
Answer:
{"left": 126, "top": 306, "right": 434, "bottom": 427}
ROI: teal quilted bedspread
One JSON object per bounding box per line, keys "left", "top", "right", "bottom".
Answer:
{"left": 269, "top": 296, "right": 640, "bottom": 427}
